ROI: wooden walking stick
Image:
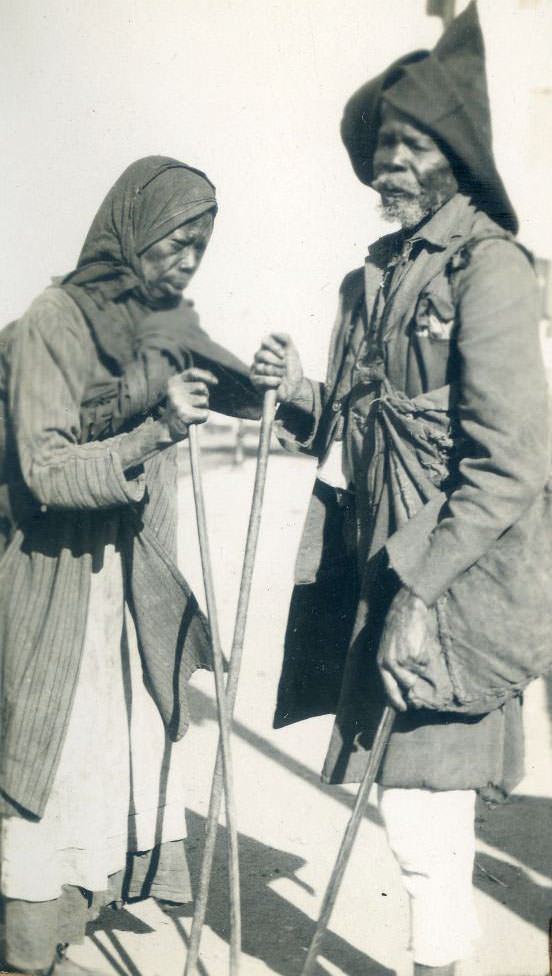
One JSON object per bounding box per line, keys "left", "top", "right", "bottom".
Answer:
{"left": 185, "top": 390, "right": 277, "bottom": 976}
{"left": 188, "top": 422, "right": 242, "bottom": 976}
{"left": 300, "top": 705, "right": 396, "bottom": 976}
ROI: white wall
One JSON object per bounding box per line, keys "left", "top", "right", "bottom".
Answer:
{"left": 479, "top": 0, "right": 552, "bottom": 261}
{"left": 1, "top": 1, "right": 550, "bottom": 378}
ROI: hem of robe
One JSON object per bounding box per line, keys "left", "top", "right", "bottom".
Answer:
{"left": 1, "top": 839, "right": 192, "bottom": 972}
{"left": 320, "top": 695, "right": 525, "bottom": 793}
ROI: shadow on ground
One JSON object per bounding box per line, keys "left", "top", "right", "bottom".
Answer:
{"left": 169, "top": 809, "right": 393, "bottom": 976}
{"left": 187, "top": 683, "right": 552, "bottom": 943}
{"left": 475, "top": 794, "right": 552, "bottom": 933}
{"left": 87, "top": 684, "right": 552, "bottom": 974}
{"left": 85, "top": 673, "right": 391, "bottom": 976}
{"left": 88, "top": 809, "right": 392, "bottom": 976}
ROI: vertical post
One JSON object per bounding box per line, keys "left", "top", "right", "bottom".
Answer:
{"left": 426, "top": 0, "right": 456, "bottom": 28}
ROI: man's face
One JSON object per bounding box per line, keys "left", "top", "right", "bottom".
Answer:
{"left": 372, "top": 105, "right": 458, "bottom": 229}
{"left": 139, "top": 211, "right": 214, "bottom": 306}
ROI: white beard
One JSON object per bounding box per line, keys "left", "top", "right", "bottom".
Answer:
{"left": 373, "top": 166, "right": 459, "bottom": 230}
{"left": 377, "top": 194, "right": 430, "bottom": 229}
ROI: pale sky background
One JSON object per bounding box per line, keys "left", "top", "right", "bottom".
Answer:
{"left": 1, "top": 0, "right": 551, "bottom": 377}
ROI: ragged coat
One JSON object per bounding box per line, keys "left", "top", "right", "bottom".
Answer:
{"left": 274, "top": 193, "right": 552, "bottom": 791}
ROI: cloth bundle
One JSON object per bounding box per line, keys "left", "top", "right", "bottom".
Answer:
{"left": 362, "top": 382, "right": 552, "bottom": 714}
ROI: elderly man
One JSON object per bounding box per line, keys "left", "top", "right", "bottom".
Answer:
{"left": 251, "top": 4, "right": 551, "bottom": 974}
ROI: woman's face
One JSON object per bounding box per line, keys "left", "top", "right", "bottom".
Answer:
{"left": 138, "top": 210, "right": 214, "bottom": 305}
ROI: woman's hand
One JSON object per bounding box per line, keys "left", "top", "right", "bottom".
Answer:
{"left": 250, "top": 333, "right": 304, "bottom": 404}
{"left": 162, "top": 367, "right": 218, "bottom": 441}
{"left": 377, "top": 587, "right": 430, "bottom": 712}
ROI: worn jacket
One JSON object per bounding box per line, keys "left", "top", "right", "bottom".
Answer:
{"left": 274, "top": 194, "right": 551, "bottom": 788}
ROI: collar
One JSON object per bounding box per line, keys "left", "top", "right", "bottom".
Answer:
{"left": 409, "top": 193, "right": 475, "bottom": 250}
{"left": 367, "top": 193, "right": 476, "bottom": 267}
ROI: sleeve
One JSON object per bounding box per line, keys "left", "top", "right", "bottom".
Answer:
{"left": 80, "top": 350, "right": 173, "bottom": 441}
{"left": 9, "top": 292, "right": 150, "bottom": 510}
{"left": 80, "top": 301, "right": 201, "bottom": 439}
{"left": 387, "top": 240, "right": 550, "bottom": 606}
{"left": 274, "top": 379, "right": 324, "bottom": 455}
{"left": 274, "top": 271, "right": 359, "bottom": 457}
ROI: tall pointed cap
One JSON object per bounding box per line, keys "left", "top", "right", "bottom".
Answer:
{"left": 341, "top": 1, "right": 517, "bottom": 233}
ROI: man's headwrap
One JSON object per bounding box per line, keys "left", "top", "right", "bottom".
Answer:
{"left": 341, "top": 0, "right": 517, "bottom": 233}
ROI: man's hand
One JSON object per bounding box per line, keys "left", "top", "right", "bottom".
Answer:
{"left": 377, "top": 587, "right": 431, "bottom": 712}
{"left": 250, "top": 333, "right": 304, "bottom": 404}
{"left": 162, "top": 367, "right": 218, "bottom": 441}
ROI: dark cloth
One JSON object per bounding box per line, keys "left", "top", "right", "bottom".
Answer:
{"left": 80, "top": 306, "right": 261, "bottom": 443}
{"left": 275, "top": 479, "right": 359, "bottom": 727}
{"left": 274, "top": 194, "right": 550, "bottom": 789}
{"left": 341, "top": 1, "right": 517, "bottom": 232}
{"left": 2, "top": 840, "right": 191, "bottom": 973}
{"left": 134, "top": 308, "right": 261, "bottom": 420}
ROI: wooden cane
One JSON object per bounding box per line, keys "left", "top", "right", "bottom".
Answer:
{"left": 300, "top": 705, "right": 396, "bottom": 976}
{"left": 185, "top": 390, "right": 277, "bottom": 976}
{"left": 188, "top": 422, "right": 242, "bottom": 976}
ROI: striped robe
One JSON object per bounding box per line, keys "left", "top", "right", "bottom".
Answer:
{"left": 0, "top": 287, "right": 211, "bottom": 819}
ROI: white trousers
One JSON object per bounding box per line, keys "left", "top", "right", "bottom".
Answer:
{"left": 378, "top": 786, "right": 480, "bottom": 967}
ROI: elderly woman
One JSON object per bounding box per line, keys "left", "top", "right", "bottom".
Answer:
{"left": 0, "top": 157, "right": 253, "bottom": 976}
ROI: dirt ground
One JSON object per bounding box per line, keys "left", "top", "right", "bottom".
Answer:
{"left": 66, "top": 443, "right": 552, "bottom": 976}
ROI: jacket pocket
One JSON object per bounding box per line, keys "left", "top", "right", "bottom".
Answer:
{"left": 411, "top": 280, "right": 455, "bottom": 390}
{"left": 413, "top": 282, "right": 455, "bottom": 342}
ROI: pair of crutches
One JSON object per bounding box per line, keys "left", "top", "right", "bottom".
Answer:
{"left": 187, "top": 389, "right": 395, "bottom": 976}
{"left": 186, "top": 389, "right": 277, "bottom": 976}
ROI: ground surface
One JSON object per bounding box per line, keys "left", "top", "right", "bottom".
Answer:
{"left": 68, "top": 444, "right": 552, "bottom": 976}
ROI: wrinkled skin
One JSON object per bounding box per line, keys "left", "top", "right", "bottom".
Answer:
{"left": 137, "top": 212, "right": 216, "bottom": 438}
{"left": 250, "top": 332, "right": 305, "bottom": 404}
{"left": 163, "top": 367, "right": 218, "bottom": 439}
{"left": 372, "top": 104, "right": 458, "bottom": 229}
{"left": 139, "top": 211, "right": 214, "bottom": 307}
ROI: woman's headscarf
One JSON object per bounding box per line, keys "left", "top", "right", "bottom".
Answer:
{"left": 62, "top": 156, "right": 217, "bottom": 371}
